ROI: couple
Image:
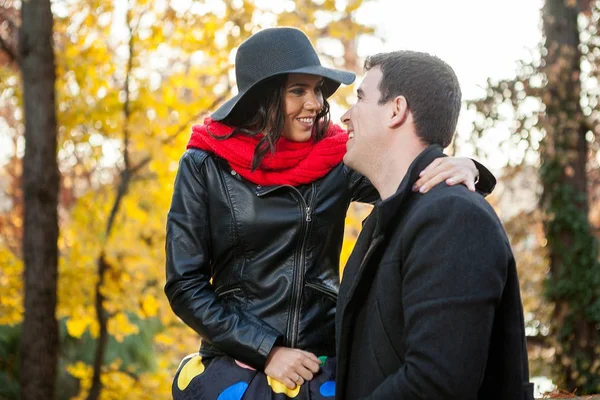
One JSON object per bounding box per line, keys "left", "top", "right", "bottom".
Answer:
{"left": 165, "top": 27, "right": 534, "bottom": 400}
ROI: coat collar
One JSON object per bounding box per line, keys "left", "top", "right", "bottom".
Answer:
{"left": 372, "top": 144, "right": 446, "bottom": 237}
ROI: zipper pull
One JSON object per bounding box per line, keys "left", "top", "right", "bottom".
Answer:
{"left": 306, "top": 207, "right": 312, "bottom": 222}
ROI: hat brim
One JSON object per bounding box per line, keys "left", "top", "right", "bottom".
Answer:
{"left": 211, "top": 65, "right": 355, "bottom": 121}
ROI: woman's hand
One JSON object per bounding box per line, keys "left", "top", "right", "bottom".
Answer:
{"left": 264, "top": 346, "right": 322, "bottom": 389}
{"left": 413, "top": 157, "right": 479, "bottom": 194}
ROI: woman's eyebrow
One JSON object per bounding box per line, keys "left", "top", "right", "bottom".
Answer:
{"left": 287, "top": 79, "right": 325, "bottom": 88}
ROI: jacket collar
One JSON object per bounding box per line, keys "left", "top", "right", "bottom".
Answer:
{"left": 372, "top": 144, "right": 446, "bottom": 236}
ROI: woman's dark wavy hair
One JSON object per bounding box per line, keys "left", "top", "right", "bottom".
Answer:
{"left": 212, "top": 74, "right": 332, "bottom": 170}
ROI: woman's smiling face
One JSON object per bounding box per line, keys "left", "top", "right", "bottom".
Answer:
{"left": 282, "top": 73, "right": 325, "bottom": 142}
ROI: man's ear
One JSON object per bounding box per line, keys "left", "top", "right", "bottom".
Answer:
{"left": 388, "top": 96, "right": 409, "bottom": 129}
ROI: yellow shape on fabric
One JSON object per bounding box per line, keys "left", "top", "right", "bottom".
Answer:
{"left": 177, "top": 355, "right": 205, "bottom": 390}
{"left": 267, "top": 376, "right": 301, "bottom": 398}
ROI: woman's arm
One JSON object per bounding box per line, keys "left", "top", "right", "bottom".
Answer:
{"left": 347, "top": 157, "right": 496, "bottom": 203}
{"left": 412, "top": 157, "right": 496, "bottom": 195}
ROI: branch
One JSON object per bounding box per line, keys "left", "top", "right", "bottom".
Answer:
{"left": 0, "top": 34, "right": 16, "bottom": 63}
{"left": 106, "top": 368, "right": 140, "bottom": 382}
{"left": 103, "top": 170, "right": 130, "bottom": 239}
{"left": 130, "top": 5, "right": 149, "bottom": 37}
{"left": 131, "top": 172, "right": 157, "bottom": 183}
{"left": 122, "top": 8, "right": 134, "bottom": 171}
{"left": 0, "top": 219, "right": 22, "bottom": 258}
{"left": 0, "top": 6, "right": 19, "bottom": 64}
{"left": 162, "top": 89, "right": 231, "bottom": 145}
{"left": 88, "top": 4, "right": 137, "bottom": 400}
{"left": 130, "top": 155, "right": 151, "bottom": 175}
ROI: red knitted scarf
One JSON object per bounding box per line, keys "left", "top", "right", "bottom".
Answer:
{"left": 187, "top": 118, "right": 349, "bottom": 186}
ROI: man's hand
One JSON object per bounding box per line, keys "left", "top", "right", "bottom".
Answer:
{"left": 264, "top": 346, "right": 322, "bottom": 389}
{"left": 413, "top": 157, "right": 479, "bottom": 193}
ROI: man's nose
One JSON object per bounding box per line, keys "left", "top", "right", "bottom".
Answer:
{"left": 341, "top": 109, "right": 350, "bottom": 125}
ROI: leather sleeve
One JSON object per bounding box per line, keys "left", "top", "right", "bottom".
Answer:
{"left": 164, "top": 149, "right": 282, "bottom": 370}
{"left": 343, "top": 166, "right": 380, "bottom": 204}
{"left": 473, "top": 159, "right": 497, "bottom": 196}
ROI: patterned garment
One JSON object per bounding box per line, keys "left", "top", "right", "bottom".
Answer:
{"left": 173, "top": 353, "right": 337, "bottom": 400}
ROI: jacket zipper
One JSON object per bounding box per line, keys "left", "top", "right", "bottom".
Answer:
{"left": 289, "top": 183, "right": 315, "bottom": 347}
{"left": 257, "top": 183, "right": 315, "bottom": 347}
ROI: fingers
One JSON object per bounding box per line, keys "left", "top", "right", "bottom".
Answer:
{"left": 300, "top": 351, "right": 321, "bottom": 367}
{"left": 464, "top": 177, "right": 476, "bottom": 192}
{"left": 280, "top": 377, "right": 297, "bottom": 390}
{"left": 273, "top": 367, "right": 305, "bottom": 389}
{"left": 265, "top": 348, "right": 320, "bottom": 388}
{"left": 279, "top": 364, "right": 312, "bottom": 388}
{"left": 415, "top": 157, "right": 478, "bottom": 193}
{"left": 414, "top": 159, "right": 452, "bottom": 192}
{"left": 300, "top": 356, "right": 321, "bottom": 374}
{"left": 297, "top": 366, "right": 314, "bottom": 382}
{"left": 446, "top": 172, "right": 476, "bottom": 192}
{"left": 294, "top": 350, "right": 318, "bottom": 380}
{"left": 419, "top": 157, "right": 443, "bottom": 178}
{"left": 291, "top": 373, "right": 305, "bottom": 386}
{"left": 414, "top": 170, "right": 453, "bottom": 193}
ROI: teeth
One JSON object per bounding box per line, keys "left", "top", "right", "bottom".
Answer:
{"left": 348, "top": 132, "right": 354, "bottom": 138}
{"left": 298, "top": 118, "right": 314, "bottom": 124}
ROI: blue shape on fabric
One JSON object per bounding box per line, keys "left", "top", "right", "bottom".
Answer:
{"left": 320, "top": 381, "right": 336, "bottom": 397}
{"left": 217, "top": 382, "right": 249, "bottom": 400}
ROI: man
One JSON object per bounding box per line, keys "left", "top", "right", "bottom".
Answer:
{"left": 335, "top": 51, "right": 534, "bottom": 400}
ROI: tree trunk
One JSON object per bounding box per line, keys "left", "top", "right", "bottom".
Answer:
{"left": 541, "top": 0, "right": 600, "bottom": 392}
{"left": 18, "top": 0, "right": 60, "bottom": 399}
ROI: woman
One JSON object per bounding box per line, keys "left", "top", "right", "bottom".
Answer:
{"left": 165, "top": 27, "right": 495, "bottom": 400}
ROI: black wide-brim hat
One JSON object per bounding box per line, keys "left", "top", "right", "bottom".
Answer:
{"left": 211, "top": 27, "right": 356, "bottom": 121}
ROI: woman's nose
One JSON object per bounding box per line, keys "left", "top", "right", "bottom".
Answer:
{"left": 304, "top": 93, "right": 322, "bottom": 111}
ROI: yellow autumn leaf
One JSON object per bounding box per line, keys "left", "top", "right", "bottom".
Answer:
{"left": 66, "top": 315, "right": 93, "bottom": 339}
{"left": 108, "top": 312, "right": 139, "bottom": 343}
{"left": 67, "top": 361, "right": 93, "bottom": 380}
{"left": 141, "top": 293, "right": 159, "bottom": 317}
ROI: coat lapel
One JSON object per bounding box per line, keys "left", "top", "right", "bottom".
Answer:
{"left": 339, "top": 231, "right": 384, "bottom": 316}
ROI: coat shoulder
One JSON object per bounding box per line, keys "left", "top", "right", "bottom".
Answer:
{"left": 403, "top": 184, "right": 508, "bottom": 245}
{"left": 412, "top": 184, "right": 497, "bottom": 220}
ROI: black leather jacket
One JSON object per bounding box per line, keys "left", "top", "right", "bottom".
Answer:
{"left": 164, "top": 148, "right": 495, "bottom": 370}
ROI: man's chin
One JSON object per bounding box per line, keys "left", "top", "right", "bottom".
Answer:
{"left": 343, "top": 152, "right": 354, "bottom": 168}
